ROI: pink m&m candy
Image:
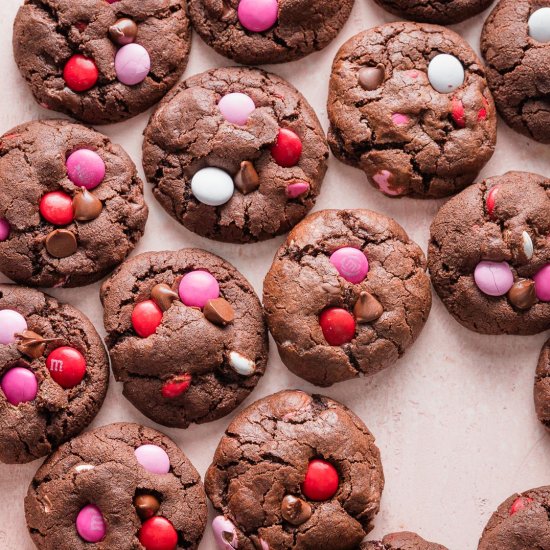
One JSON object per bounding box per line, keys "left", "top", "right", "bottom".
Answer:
{"left": 115, "top": 43, "right": 151, "bottom": 86}
{"left": 474, "top": 261, "right": 514, "bottom": 297}
{"left": 212, "top": 516, "right": 238, "bottom": 550}
{"left": 178, "top": 271, "right": 220, "bottom": 308}
{"left": 0, "top": 309, "right": 27, "bottom": 345}
{"left": 534, "top": 264, "right": 550, "bottom": 302}
{"left": 1, "top": 367, "right": 38, "bottom": 405}
{"left": 329, "top": 247, "right": 369, "bottom": 284}
{"left": 135, "top": 444, "right": 170, "bottom": 474}
{"left": 238, "top": 0, "right": 278, "bottom": 33}
{"left": 219, "top": 93, "right": 256, "bottom": 125}
{"left": 76, "top": 504, "right": 107, "bottom": 543}
{"left": 66, "top": 149, "right": 106, "bottom": 190}
{"left": 0, "top": 219, "right": 10, "bottom": 241}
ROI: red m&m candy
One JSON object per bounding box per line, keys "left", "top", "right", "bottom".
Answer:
{"left": 301, "top": 459, "right": 339, "bottom": 501}
{"left": 486, "top": 185, "right": 500, "bottom": 219}
{"left": 132, "top": 300, "right": 163, "bottom": 338}
{"left": 39, "top": 191, "right": 74, "bottom": 225}
{"left": 46, "top": 346, "right": 87, "bottom": 389}
{"left": 319, "top": 308, "right": 355, "bottom": 346}
{"left": 509, "top": 496, "right": 533, "bottom": 516}
{"left": 138, "top": 516, "right": 178, "bottom": 550}
{"left": 271, "top": 128, "right": 302, "bottom": 168}
{"left": 63, "top": 54, "right": 99, "bottom": 92}
{"left": 161, "top": 374, "right": 192, "bottom": 399}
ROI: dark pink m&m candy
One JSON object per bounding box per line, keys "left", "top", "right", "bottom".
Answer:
{"left": 76, "top": 504, "right": 106, "bottom": 543}
{"left": 46, "top": 346, "right": 87, "bottom": 389}
{"left": 534, "top": 264, "right": 550, "bottom": 302}
{"left": 39, "top": 191, "right": 74, "bottom": 226}
{"left": 1, "top": 367, "right": 38, "bottom": 405}
{"left": 63, "top": 55, "right": 98, "bottom": 93}
{"left": 271, "top": 128, "right": 302, "bottom": 168}
{"left": 329, "top": 247, "right": 369, "bottom": 284}
{"left": 319, "top": 308, "right": 355, "bottom": 346}
{"left": 238, "top": 0, "right": 279, "bottom": 33}
{"left": 301, "top": 459, "right": 339, "bottom": 501}
{"left": 0, "top": 219, "right": 10, "bottom": 241}
{"left": 66, "top": 149, "right": 106, "bottom": 190}
{"left": 178, "top": 271, "right": 220, "bottom": 309}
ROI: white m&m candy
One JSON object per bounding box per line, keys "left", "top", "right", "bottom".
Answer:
{"left": 191, "top": 167, "right": 235, "bottom": 206}
{"left": 428, "top": 54, "right": 465, "bottom": 94}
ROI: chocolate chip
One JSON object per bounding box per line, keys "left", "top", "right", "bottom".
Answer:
{"left": 133, "top": 494, "right": 160, "bottom": 521}
{"left": 109, "top": 18, "right": 138, "bottom": 46}
{"left": 16, "top": 330, "right": 48, "bottom": 359}
{"left": 281, "top": 495, "right": 312, "bottom": 525}
{"left": 234, "top": 161, "right": 260, "bottom": 195}
{"left": 353, "top": 291, "right": 383, "bottom": 322}
{"left": 358, "top": 65, "right": 385, "bottom": 91}
{"left": 204, "top": 297, "right": 235, "bottom": 326}
{"left": 45, "top": 229, "right": 77, "bottom": 258}
{"left": 508, "top": 279, "right": 537, "bottom": 310}
{"left": 151, "top": 283, "right": 179, "bottom": 312}
{"left": 73, "top": 189, "right": 102, "bottom": 221}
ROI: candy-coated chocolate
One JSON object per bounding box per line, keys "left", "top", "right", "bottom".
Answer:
{"left": 134, "top": 494, "right": 161, "bottom": 521}
{"left": 39, "top": 191, "right": 74, "bottom": 225}
{"left": 391, "top": 113, "right": 409, "bottom": 126}
{"left": 271, "top": 128, "right": 302, "bottom": 168}
{"left": 486, "top": 185, "right": 500, "bottom": 218}
{"left": 46, "top": 346, "right": 87, "bottom": 389}
{"left": 115, "top": 43, "right": 151, "bottom": 86}
{"left": 234, "top": 161, "right": 260, "bottom": 194}
{"left": 151, "top": 284, "right": 179, "bottom": 312}
{"left": 135, "top": 444, "right": 171, "bottom": 474}
{"left": 203, "top": 297, "right": 234, "bottom": 326}
{"left": 229, "top": 351, "right": 256, "bottom": 376}
{"left": 63, "top": 55, "right": 98, "bottom": 92}
{"left": 212, "top": 516, "right": 238, "bottom": 550}
{"left": 191, "top": 167, "right": 235, "bottom": 206}
{"left": 329, "top": 247, "right": 369, "bottom": 284}
{"left": 161, "top": 374, "right": 192, "bottom": 398}
{"left": 0, "top": 309, "right": 27, "bottom": 345}
{"left": 451, "top": 97, "right": 465, "bottom": 128}
{"left": 45, "top": 229, "right": 77, "bottom": 258}
{"left": 178, "top": 270, "right": 220, "bottom": 308}
{"left": 139, "top": 517, "right": 178, "bottom": 550}
{"left": 534, "top": 264, "right": 550, "bottom": 302}
{"left": 286, "top": 181, "right": 309, "bottom": 199}
{"left": 474, "top": 261, "right": 514, "bottom": 297}
{"left": 76, "top": 504, "right": 106, "bottom": 543}
{"left": 301, "top": 459, "right": 339, "bottom": 501}
{"left": 509, "top": 496, "right": 533, "bottom": 516}
{"left": 109, "top": 18, "right": 138, "bottom": 46}
{"left": 528, "top": 8, "right": 550, "bottom": 43}
{"left": 237, "top": 0, "right": 278, "bottom": 32}
{"left": 1, "top": 367, "right": 38, "bottom": 405}
{"left": 372, "top": 170, "right": 402, "bottom": 196}
{"left": 0, "top": 218, "right": 10, "bottom": 241}
{"left": 73, "top": 189, "right": 103, "bottom": 221}
{"left": 66, "top": 149, "right": 106, "bottom": 190}
{"left": 219, "top": 93, "right": 256, "bottom": 125}
{"left": 428, "top": 54, "right": 465, "bottom": 94}
{"left": 319, "top": 308, "right": 355, "bottom": 346}
{"left": 521, "top": 231, "right": 534, "bottom": 260}
{"left": 358, "top": 66, "right": 384, "bottom": 90}
{"left": 132, "top": 300, "right": 163, "bottom": 338}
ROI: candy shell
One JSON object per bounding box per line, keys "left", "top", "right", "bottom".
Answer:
{"left": 212, "top": 516, "right": 238, "bottom": 550}
{"left": 178, "top": 271, "right": 220, "bottom": 308}
{"left": 1, "top": 367, "right": 38, "bottom": 405}
{"left": 529, "top": 8, "right": 550, "bottom": 43}
{"left": 115, "top": 43, "right": 151, "bottom": 86}
{"left": 76, "top": 504, "right": 106, "bottom": 543}
{"left": 191, "top": 167, "right": 235, "bottom": 206}
{"left": 134, "top": 444, "right": 170, "bottom": 474}
{"left": 219, "top": 93, "right": 255, "bottom": 125}
{"left": 301, "top": 459, "right": 339, "bottom": 501}
{"left": 66, "top": 149, "right": 106, "bottom": 190}
{"left": 0, "top": 309, "right": 27, "bottom": 345}
{"left": 237, "top": 0, "right": 278, "bottom": 33}
{"left": 329, "top": 247, "right": 369, "bottom": 284}
{"left": 534, "top": 264, "right": 550, "bottom": 302}
{"left": 474, "top": 261, "right": 514, "bottom": 297}
{"left": 428, "top": 54, "right": 465, "bottom": 94}
{"left": 0, "top": 219, "right": 10, "bottom": 241}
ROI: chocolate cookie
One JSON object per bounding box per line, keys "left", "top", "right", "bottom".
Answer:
{"left": 362, "top": 532, "right": 448, "bottom": 549}
{"left": 481, "top": 0, "right": 550, "bottom": 143}
{"left": 0, "top": 284, "right": 108, "bottom": 464}
{"left": 101, "top": 248, "right": 268, "bottom": 428}
{"left": 478, "top": 486, "right": 550, "bottom": 549}
{"left": 372, "top": 0, "right": 494, "bottom": 24}
{"left": 263, "top": 209, "right": 431, "bottom": 387}
{"left": 143, "top": 66, "right": 328, "bottom": 243}
{"left": 188, "top": 0, "right": 354, "bottom": 65}
{"left": 328, "top": 22, "right": 497, "bottom": 199}
{"left": 534, "top": 339, "right": 550, "bottom": 428}
{"left": 0, "top": 120, "right": 148, "bottom": 288}
{"left": 205, "top": 390, "right": 384, "bottom": 550}
{"left": 428, "top": 171, "right": 550, "bottom": 335}
{"left": 13, "top": 0, "right": 191, "bottom": 125}
{"left": 25, "top": 422, "right": 207, "bottom": 549}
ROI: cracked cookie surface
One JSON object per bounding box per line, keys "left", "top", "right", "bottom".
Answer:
{"left": 0, "top": 120, "right": 147, "bottom": 288}
{"left": 428, "top": 171, "right": 550, "bottom": 335}
{"left": 362, "top": 531, "right": 448, "bottom": 549}
{"left": 100, "top": 248, "right": 268, "bottom": 428}
{"left": 263, "top": 209, "right": 431, "bottom": 387}
{"left": 534, "top": 339, "right": 550, "bottom": 428}
{"left": 25, "top": 422, "right": 207, "bottom": 549}
{"left": 328, "top": 22, "right": 496, "bottom": 199}
{"left": 13, "top": 0, "right": 190, "bottom": 125}
{"left": 481, "top": 0, "right": 550, "bottom": 143}
{"left": 0, "top": 284, "right": 108, "bottom": 464}
{"left": 142, "top": 66, "right": 328, "bottom": 244}
{"left": 188, "top": 0, "right": 354, "bottom": 65}
{"left": 205, "top": 390, "right": 384, "bottom": 550}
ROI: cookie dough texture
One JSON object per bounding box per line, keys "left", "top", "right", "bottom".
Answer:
{"left": 0, "top": 285, "right": 109, "bottom": 464}
{"left": 0, "top": 120, "right": 148, "bottom": 288}
{"left": 428, "top": 172, "right": 550, "bottom": 335}
{"left": 362, "top": 532, "right": 448, "bottom": 549}
{"left": 205, "top": 390, "right": 384, "bottom": 550}
{"left": 263, "top": 209, "right": 431, "bottom": 387}
{"left": 481, "top": 0, "right": 550, "bottom": 143}
{"left": 101, "top": 248, "right": 268, "bottom": 428}
{"left": 328, "top": 22, "right": 496, "bottom": 199}
{"left": 534, "top": 339, "right": 550, "bottom": 428}
{"left": 478, "top": 486, "right": 550, "bottom": 549}
{"left": 188, "top": 0, "right": 354, "bottom": 65}
{"left": 13, "top": 0, "right": 191, "bottom": 125}
{"left": 143, "top": 66, "right": 328, "bottom": 243}
{"left": 25, "top": 422, "right": 207, "bottom": 549}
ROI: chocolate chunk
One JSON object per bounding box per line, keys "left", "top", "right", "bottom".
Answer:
{"left": 109, "top": 18, "right": 138, "bottom": 46}
{"left": 73, "top": 189, "right": 103, "bottom": 221}
{"left": 151, "top": 283, "right": 179, "bottom": 312}
{"left": 353, "top": 291, "right": 383, "bottom": 323}
{"left": 234, "top": 161, "right": 260, "bottom": 195}
{"left": 281, "top": 495, "right": 312, "bottom": 525}
{"left": 16, "top": 330, "right": 60, "bottom": 359}
{"left": 358, "top": 66, "right": 385, "bottom": 91}
{"left": 508, "top": 279, "right": 537, "bottom": 310}
{"left": 203, "top": 297, "right": 235, "bottom": 326}
{"left": 134, "top": 494, "right": 160, "bottom": 521}
{"left": 45, "top": 229, "right": 77, "bottom": 258}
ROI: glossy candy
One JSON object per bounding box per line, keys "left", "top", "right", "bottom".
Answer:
{"left": 229, "top": 351, "right": 256, "bottom": 376}
{"left": 474, "top": 261, "right": 514, "bottom": 297}
{"left": 46, "top": 346, "right": 87, "bottom": 389}
{"left": 161, "top": 374, "right": 192, "bottom": 398}
{"left": 329, "top": 247, "right": 369, "bottom": 284}
{"left": 428, "top": 54, "right": 465, "bottom": 94}
{"left": 0, "top": 309, "right": 27, "bottom": 345}
{"left": 219, "top": 93, "right": 256, "bottom": 125}
{"left": 486, "top": 185, "right": 500, "bottom": 218}
{"left": 64, "top": 55, "right": 99, "bottom": 92}
{"left": 115, "top": 43, "right": 151, "bottom": 86}
{"left": 66, "top": 149, "right": 106, "bottom": 190}
{"left": 509, "top": 496, "right": 533, "bottom": 516}
{"left": 319, "top": 308, "right": 355, "bottom": 346}
{"left": 135, "top": 444, "right": 170, "bottom": 474}
{"left": 1, "top": 367, "right": 38, "bottom": 405}
{"left": 132, "top": 300, "right": 163, "bottom": 338}
{"left": 134, "top": 494, "right": 161, "bottom": 521}
{"left": 271, "top": 129, "right": 302, "bottom": 168}
{"left": 528, "top": 8, "right": 550, "bottom": 43}
{"left": 139, "top": 517, "right": 178, "bottom": 550}
{"left": 0, "top": 219, "right": 10, "bottom": 241}
{"left": 191, "top": 167, "right": 235, "bottom": 206}
{"left": 76, "top": 504, "right": 106, "bottom": 543}
{"left": 286, "top": 181, "right": 309, "bottom": 199}
{"left": 358, "top": 66, "right": 384, "bottom": 90}
{"left": 301, "top": 459, "right": 339, "bottom": 501}
{"left": 237, "top": 0, "right": 278, "bottom": 32}
{"left": 178, "top": 271, "right": 220, "bottom": 308}
{"left": 534, "top": 264, "right": 550, "bottom": 301}
{"left": 109, "top": 18, "right": 138, "bottom": 46}
{"left": 212, "top": 516, "right": 238, "bottom": 550}
{"left": 39, "top": 191, "right": 74, "bottom": 226}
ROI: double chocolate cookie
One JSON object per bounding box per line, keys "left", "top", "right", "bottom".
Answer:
{"left": 205, "top": 390, "right": 384, "bottom": 550}
{"left": 263, "top": 209, "right": 431, "bottom": 387}
{"left": 478, "top": 487, "right": 550, "bottom": 549}
{"left": 0, "top": 285, "right": 108, "bottom": 464}
{"left": 101, "top": 248, "right": 268, "bottom": 428}
{"left": 189, "top": 0, "right": 354, "bottom": 65}
{"left": 428, "top": 172, "right": 550, "bottom": 335}
{"left": 362, "top": 532, "right": 448, "bottom": 549}
{"left": 328, "top": 22, "right": 497, "bottom": 198}
{"left": 534, "top": 339, "right": 550, "bottom": 428}
{"left": 143, "top": 66, "right": 328, "bottom": 243}
{"left": 481, "top": 0, "right": 550, "bottom": 143}
{"left": 0, "top": 120, "right": 148, "bottom": 288}
{"left": 13, "top": 0, "right": 191, "bottom": 125}
{"left": 25, "top": 422, "right": 207, "bottom": 549}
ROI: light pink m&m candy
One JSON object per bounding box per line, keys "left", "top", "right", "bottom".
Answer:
{"left": 212, "top": 516, "right": 238, "bottom": 550}
{"left": 66, "top": 149, "right": 106, "bottom": 190}
{"left": 134, "top": 444, "right": 170, "bottom": 474}
{"left": 219, "top": 93, "right": 256, "bottom": 125}
{"left": 474, "top": 261, "right": 514, "bottom": 296}
{"left": 115, "top": 43, "right": 151, "bottom": 86}
{"left": 0, "top": 219, "right": 10, "bottom": 241}
{"left": 76, "top": 504, "right": 107, "bottom": 543}
{"left": 179, "top": 270, "right": 220, "bottom": 308}
{"left": 238, "top": 0, "right": 278, "bottom": 32}
{"left": 329, "top": 247, "right": 369, "bottom": 284}
{"left": 1, "top": 367, "right": 38, "bottom": 405}
{"left": 534, "top": 264, "right": 550, "bottom": 301}
{"left": 0, "top": 309, "right": 27, "bottom": 345}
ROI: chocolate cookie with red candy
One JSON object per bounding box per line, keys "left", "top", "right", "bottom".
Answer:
{"left": 13, "top": 0, "right": 190, "bottom": 124}
{"left": 263, "top": 209, "right": 431, "bottom": 387}
{"left": 0, "top": 284, "right": 109, "bottom": 464}
{"left": 100, "top": 248, "right": 268, "bottom": 428}
{"left": 25, "top": 423, "right": 207, "bottom": 550}
{"left": 478, "top": 487, "right": 550, "bottom": 549}
{"left": 142, "top": 66, "right": 328, "bottom": 244}
{"left": 362, "top": 532, "right": 448, "bottom": 549}
{"left": 428, "top": 171, "right": 550, "bottom": 335}
{"left": 205, "top": 390, "right": 384, "bottom": 550}
{"left": 328, "top": 22, "right": 496, "bottom": 199}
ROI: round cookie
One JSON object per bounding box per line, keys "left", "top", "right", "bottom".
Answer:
{"left": 478, "top": 487, "right": 550, "bottom": 549}
{"left": 263, "top": 209, "right": 431, "bottom": 387}
{"left": 0, "top": 119, "right": 148, "bottom": 288}
{"left": 372, "top": 0, "right": 494, "bottom": 24}
{"left": 143, "top": 66, "right": 328, "bottom": 243}
{"left": 13, "top": 0, "right": 191, "bottom": 125}
{"left": 328, "top": 22, "right": 497, "bottom": 199}
{"left": 188, "top": 0, "right": 354, "bottom": 65}
{"left": 25, "top": 422, "right": 207, "bottom": 549}
{"left": 534, "top": 339, "right": 550, "bottom": 428}
{"left": 428, "top": 171, "right": 550, "bottom": 335}
{"left": 0, "top": 284, "right": 109, "bottom": 464}
{"left": 100, "top": 248, "right": 268, "bottom": 428}
{"left": 362, "top": 532, "right": 448, "bottom": 549}
{"left": 205, "top": 390, "right": 384, "bottom": 550}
